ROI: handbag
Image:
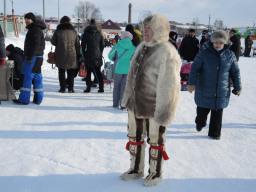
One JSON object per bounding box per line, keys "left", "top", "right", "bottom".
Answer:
{"left": 47, "top": 46, "right": 56, "bottom": 69}
{"left": 78, "top": 62, "right": 87, "bottom": 78}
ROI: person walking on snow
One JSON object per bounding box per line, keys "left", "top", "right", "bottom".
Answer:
{"left": 188, "top": 30, "right": 242, "bottom": 140}
{"left": 13, "top": 12, "right": 46, "bottom": 105}
{"left": 121, "top": 14, "right": 181, "bottom": 186}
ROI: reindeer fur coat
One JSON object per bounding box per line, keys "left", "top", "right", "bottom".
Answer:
{"left": 121, "top": 14, "right": 182, "bottom": 126}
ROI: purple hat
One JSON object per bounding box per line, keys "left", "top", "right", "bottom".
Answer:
{"left": 121, "top": 31, "right": 133, "bottom": 40}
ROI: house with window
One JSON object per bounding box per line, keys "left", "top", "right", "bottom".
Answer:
{"left": 101, "top": 19, "right": 121, "bottom": 35}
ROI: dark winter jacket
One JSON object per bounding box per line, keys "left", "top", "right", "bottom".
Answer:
{"left": 188, "top": 41, "right": 242, "bottom": 110}
{"left": 0, "top": 25, "right": 5, "bottom": 59}
{"left": 81, "top": 24, "right": 104, "bottom": 67}
{"left": 24, "top": 21, "right": 46, "bottom": 61}
{"left": 51, "top": 23, "right": 80, "bottom": 70}
{"left": 169, "top": 38, "right": 178, "bottom": 49}
{"left": 229, "top": 35, "right": 241, "bottom": 61}
{"left": 199, "top": 36, "right": 209, "bottom": 49}
{"left": 7, "top": 47, "right": 24, "bottom": 78}
{"left": 179, "top": 35, "right": 199, "bottom": 62}
{"left": 245, "top": 36, "right": 253, "bottom": 48}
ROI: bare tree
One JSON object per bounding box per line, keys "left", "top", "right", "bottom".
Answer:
{"left": 214, "top": 19, "right": 224, "bottom": 30}
{"left": 74, "top": 1, "right": 103, "bottom": 23}
{"left": 138, "top": 10, "right": 153, "bottom": 24}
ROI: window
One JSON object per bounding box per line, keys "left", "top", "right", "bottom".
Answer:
{"left": 108, "top": 22, "right": 111, "bottom": 25}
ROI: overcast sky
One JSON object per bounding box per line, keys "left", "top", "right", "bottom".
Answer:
{"left": 1, "top": 0, "right": 256, "bottom": 28}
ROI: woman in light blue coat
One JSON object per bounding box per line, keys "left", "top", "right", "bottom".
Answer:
{"left": 108, "top": 31, "right": 135, "bottom": 109}
{"left": 188, "top": 30, "right": 242, "bottom": 140}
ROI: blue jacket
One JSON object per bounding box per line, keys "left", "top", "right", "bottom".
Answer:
{"left": 188, "top": 41, "right": 242, "bottom": 110}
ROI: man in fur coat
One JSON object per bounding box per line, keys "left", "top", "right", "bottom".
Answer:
{"left": 121, "top": 14, "right": 182, "bottom": 186}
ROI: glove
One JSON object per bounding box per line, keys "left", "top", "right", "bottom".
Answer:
{"left": 0, "top": 58, "right": 6, "bottom": 67}
{"left": 188, "top": 85, "right": 195, "bottom": 93}
{"left": 232, "top": 89, "right": 241, "bottom": 96}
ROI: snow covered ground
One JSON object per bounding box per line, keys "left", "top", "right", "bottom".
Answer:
{"left": 0, "top": 35, "right": 256, "bottom": 192}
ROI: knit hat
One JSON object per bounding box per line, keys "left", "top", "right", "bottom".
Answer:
{"left": 24, "top": 12, "right": 36, "bottom": 22}
{"left": 189, "top": 29, "right": 195, "bottom": 33}
{"left": 121, "top": 31, "right": 133, "bottom": 40}
{"left": 6, "top": 44, "right": 14, "bottom": 52}
{"left": 169, "top": 31, "right": 177, "bottom": 40}
{"left": 90, "top": 19, "right": 96, "bottom": 25}
{"left": 210, "top": 30, "right": 229, "bottom": 44}
{"left": 202, "top": 30, "right": 208, "bottom": 34}
{"left": 60, "top": 16, "right": 70, "bottom": 24}
{"left": 125, "top": 24, "right": 134, "bottom": 33}
{"left": 135, "top": 24, "right": 142, "bottom": 32}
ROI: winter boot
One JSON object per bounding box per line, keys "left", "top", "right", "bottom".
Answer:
{"left": 120, "top": 138, "right": 146, "bottom": 180}
{"left": 144, "top": 144, "right": 169, "bottom": 187}
{"left": 84, "top": 87, "right": 91, "bottom": 93}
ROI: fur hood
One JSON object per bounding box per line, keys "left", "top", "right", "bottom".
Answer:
{"left": 57, "top": 23, "right": 75, "bottom": 31}
{"left": 145, "top": 14, "right": 170, "bottom": 47}
{"left": 84, "top": 24, "right": 100, "bottom": 33}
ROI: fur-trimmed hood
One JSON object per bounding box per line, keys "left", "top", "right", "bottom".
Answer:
{"left": 56, "top": 23, "right": 75, "bottom": 31}
{"left": 84, "top": 24, "right": 100, "bottom": 33}
{"left": 145, "top": 14, "right": 170, "bottom": 47}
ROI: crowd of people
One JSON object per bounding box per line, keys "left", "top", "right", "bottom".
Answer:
{"left": 0, "top": 11, "right": 251, "bottom": 186}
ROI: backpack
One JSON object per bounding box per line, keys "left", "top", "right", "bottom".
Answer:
{"left": 103, "top": 61, "right": 114, "bottom": 80}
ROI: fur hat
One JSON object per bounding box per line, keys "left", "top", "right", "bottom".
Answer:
{"left": 121, "top": 31, "right": 133, "bottom": 40}
{"left": 60, "top": 16, "right": 70, "bottom": 24}
{"left": 210, "top": 30, "right": 229, "bottom": 44}
{"left": 24, "top": 12, "right": 36, "bottom": 22}
{"left": 189, "top": 29, "right": 195, "bottom": 33}
{"left": 6, "top": 44, "right": 14, "bottom": 52}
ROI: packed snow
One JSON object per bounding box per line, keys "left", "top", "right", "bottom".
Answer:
{"left": 0, "top": 34, "right": 255, "bottom": 192}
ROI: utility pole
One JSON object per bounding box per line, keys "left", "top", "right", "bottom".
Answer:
{"left": 58, "top": 0, "right": 60, "bottom": 23}
{"left": 10, "top": 0, "right": 14, "bottom": 15}
{"left": 208, "top": 14, "right": 211, "bottom": 30}
{"left": 43, "top": 0, "right": 45, "bottom": 22}
{"left": 4, "top": 0, "right": 7, "bottom": 37}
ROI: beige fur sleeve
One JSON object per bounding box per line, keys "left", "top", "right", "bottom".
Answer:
{"left": 154, "top": 45, "right": 181, "bottom": 126}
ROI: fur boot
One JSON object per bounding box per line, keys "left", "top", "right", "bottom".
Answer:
{"left": 120, "top": 138, "right": 146, "bottom": 180}
{"left": 144, "top": 144, "right": 164, "bottom": 186}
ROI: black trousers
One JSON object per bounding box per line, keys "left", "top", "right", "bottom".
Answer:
{"left": 195, "top": 106, "right": 223, "bottom": 137}
{"left": 58, "top": 68, "right": 76, "bottom": 91}
{"left": 86, "top": 67, "right": 103, "bottom": 90}
{"left": 244, "top": 47, "right": 251, "bottom": 57}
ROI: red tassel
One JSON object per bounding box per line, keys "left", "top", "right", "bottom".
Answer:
{"left": 162, "top": 151, "right": 169, "bottom": 160}
{"left": 126, "top": 142, "right": 130, "bottom": 151}
{"left": 150, "top": 144, "right": 170, "bottom": 161}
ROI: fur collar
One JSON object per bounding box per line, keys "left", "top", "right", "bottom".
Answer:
{"left": 57, "top": 23, "right": 75, "bottom": 31}
{"left": 84, "top": 24, "right": 100, "bottom": 33}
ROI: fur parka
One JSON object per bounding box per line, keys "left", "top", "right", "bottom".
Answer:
{"left": 51, "top": 23, "right": 80, "bottom": 70}
{"left": 121, "top": 14, "right": 182, "bottom": 126}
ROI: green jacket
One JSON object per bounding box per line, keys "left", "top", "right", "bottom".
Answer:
{"left": 108, "top": 38, "right": 135, "bottom": 74}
